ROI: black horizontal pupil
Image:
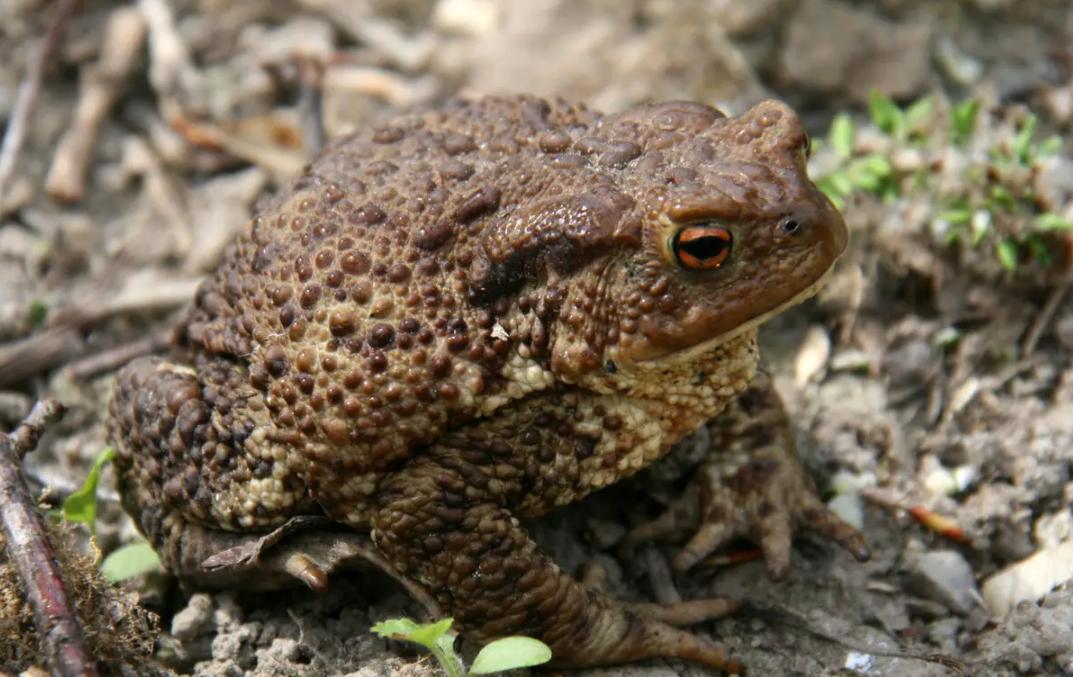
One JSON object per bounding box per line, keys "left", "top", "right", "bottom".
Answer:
{"left": 681, "top": 235, "right": 727, "bottom": 260}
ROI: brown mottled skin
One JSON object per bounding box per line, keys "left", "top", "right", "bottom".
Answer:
{"left": 109, "top": 95, "right": 868, "bottom": 672}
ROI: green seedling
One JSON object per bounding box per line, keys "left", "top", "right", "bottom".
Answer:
{"left": 27, "top": 299, "right": 47, "bottom": 327}
{"left": 950, "top": 98, "right": 979, "bottom": 146}
{"left": 868, "top": 90, "right": 905, "bottom": 138}
{"left": 818, "top": 91, "right": 1069, "bottom": 276}
{"left": 63, "top": 445, "right": 164, "bottom": 580}
{"left": 995, "top": 238, "right": 1019, "bottom": 272}
{"left": 372, "top": 617, "right": 552, "bottom": 676}
{"left": 101, "top": 541, "right": 162, "bottom": 582}
{"left": 62, "top": 446, "right": 115, "bottom": 535}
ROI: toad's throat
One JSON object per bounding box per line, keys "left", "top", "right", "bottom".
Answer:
{"left": 654, "top": 270, "right": 833, "bottom": 366}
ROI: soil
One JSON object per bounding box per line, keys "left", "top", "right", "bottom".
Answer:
{"left": 2, "top": 1, "right": 1073, "bottom": 675}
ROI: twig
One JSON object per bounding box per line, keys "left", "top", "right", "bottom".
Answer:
{"left": 0, "top": 327, "right": 85, "bottom": 389}
{"left": 0, "top": 275, "right": 198, "bottom": 388}
{"left": 0, "top": 0, "right": 81, "bottom": 206}
{"left": 61, "top": 325, "right": 173, "bottom": 382}
{"left": 323, "top": 62, "right": 428, "bottom": 108}
{"left": 170, "top": 116, "right": 306, "bottom": 179}
{"left": 742, "top": 602, "right": 970, "bottom": 675}
{"left": 45, "top": 6, "right": 147, "bottom": 202}
{"left": 1021, "top": 277, "right": 1072, "bottom": 356}
{"left": 0, "top": 400, "right": 99, "bottom": 676}
{"left": 139, "top": 0, "right": 197, "bottom": 123}
{"left": 296, "top": 55, "right": 326, "bottom": 160}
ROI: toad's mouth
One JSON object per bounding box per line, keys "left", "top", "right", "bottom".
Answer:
{"left": 653, "top": 269, "right": 833, "bottom": 366}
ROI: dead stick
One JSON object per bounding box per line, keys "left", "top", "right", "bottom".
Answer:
{"left": 296, "top": 54, "right": 326, "bottom": 160}
{"left": 62, "top": 325, "right": 172, "bottom": 382}
{"left": 0, "top": 400, "right": 99, "bottom": 677}
{"left": 0, "top": 0, "right": 80, "bottom": 205}
{"left": 46, "top": 6, "right": 147, "bottom": 202}
{"left": 1021, "top": 277, "right": 1072, "bottom": 356}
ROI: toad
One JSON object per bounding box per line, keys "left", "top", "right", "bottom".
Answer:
{"left": 109, "top": 95, "right": 868, "bottom": 672}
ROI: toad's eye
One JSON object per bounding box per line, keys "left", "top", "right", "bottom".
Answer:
{"left": 672, "top": 225, "right": 732, "bottom": 270}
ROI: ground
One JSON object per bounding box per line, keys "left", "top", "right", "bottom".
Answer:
{"left": 1, "top": 0, "right": 1073, "bottom": 675}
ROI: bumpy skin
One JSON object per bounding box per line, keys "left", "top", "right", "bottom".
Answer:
{"left": 109, "top": 95, "right": 857, "bottom": 671}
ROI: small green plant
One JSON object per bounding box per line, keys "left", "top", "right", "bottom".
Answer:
{"left": 63, "top": 447, "right": 116, "bottom": 535}
{"left": 814, "top": 111, "right": 894, "bottom": 210}
{"left": 372, "top": 617, "right": 552, "bottom": 676}
{"left": 63, "top": 446, "right": 163, "bottom": 580}
{"left": 101, "top": 542, "right": 162, "bottom": 582}
{"left": 26, "top": 298, "right": 47, "bottom": 327}
{"left": 815, "top": 90, "right": 1069, "bottom": 274}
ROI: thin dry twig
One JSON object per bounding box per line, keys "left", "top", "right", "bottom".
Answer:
{"left": 0, "top": 275, "right": 198, "bottom": 388}
{"left": 0, "top": 400, "right": 99, "bottom": 677}
{"left": 0, "top": 0, "right": 81, "bottom": 206}
{"left": 323, "top": 62, "right": 428, "bottom": 108}
{"left": 0, "top": 327, "right": 84, "bottom": 389}
{"left": 296, "top": 54, "right": 326, "bottom": 160}
{"left": 171, "top": 116, "right": 306, "bottom": 179}
{"left": 61, "top": 324, "right": 173, "bottom": 382}
{"left": 139, "top": 0, "right": 197, "bottom": 122}
{"left": 1021, "top": 277, "right": 1072, "bottom": 356}
{"left": 46, "top": 6, "right": 147, "bottom": 202}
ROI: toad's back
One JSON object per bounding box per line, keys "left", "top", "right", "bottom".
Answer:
{"left": 163, "top": 97, "right": 637, "bottom": 527}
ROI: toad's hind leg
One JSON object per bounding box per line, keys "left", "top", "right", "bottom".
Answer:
{"left": 628, "top": 369, "right": 870, "bottom": 578}
{"left": 370, "top": 413, "right": 743, "bottom": 672}
{"left": 109, "top": 355, "right": 316, "bottom": 582}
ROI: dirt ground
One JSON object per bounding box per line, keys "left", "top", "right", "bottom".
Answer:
{"left": 2, "top": 1, "right": 1073, "bottom": 675}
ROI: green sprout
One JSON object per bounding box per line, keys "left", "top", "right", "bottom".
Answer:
{"left": 950, "top": 98, "right": 979, "bottom": 146}
{"left": 816, "top": 111, "right": 894, "bottom": 210}
{"left": 101, "top": 542, "right": 162, "bottom": 582}
{"left": 63, "top": 446, "right": 163, "bottom": 580}
{"left": 372, "top": 617, "right": 552, "bottom": 676}
{"left": 27, "top": 299, "right": 48, "bottom": 327}
{"left": 815, "top": 92, "right": 1069, "bottom": 275}
{"left": 63, "top": 447, "right": 116, "bottom": 535}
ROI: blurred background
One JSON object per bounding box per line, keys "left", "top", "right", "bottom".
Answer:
{"left": 1, "top": 1, "right": 1073, "bottom": 675}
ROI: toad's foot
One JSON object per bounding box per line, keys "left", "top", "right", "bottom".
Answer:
{"left": 370, "top": 431, "right": 745, "bottom": 673}
{"left": 628, "top": 370, "right": 869, "bottom": 578}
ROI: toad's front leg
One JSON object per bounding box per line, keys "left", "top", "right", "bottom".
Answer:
{"left": 629, "top": 369, "right": 870, "bottom": 578}
{"left": 370, "top": 422, "right": 742, "bottom": 671}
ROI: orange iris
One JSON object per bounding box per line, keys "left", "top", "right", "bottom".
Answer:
{"left": 673, "top": 225, "right": 732, "bottom": 270}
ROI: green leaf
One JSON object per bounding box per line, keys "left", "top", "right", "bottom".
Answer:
{"left": 938, "top": 208, "right": 972, "bottom": 225}
{"left": 905, "top": 97, "right": 933, "bottom": 128}
{"left": 1035, "top": 213, "right": 1073, "bottom": 231}
{"left": 987, "top": 185, "right": 1016, "bottom": 209}
{"left": 101, "top": 542, "right": 162, "bottom": 582}
{"left": 1026, "top": 234, "right": 1053, "bottom": 266}
{"left": 372, "top": 618, "right": 423, "bottom": 640}
{"left": 950, "top": 98, "right": 979, "bottom": 145}
{"left": 372, "top": 617, "right": 465, "bottom": 677}
{"left": 868, "top": 90, "right": 904, "bottom": 136}
{"left": 1013, "top": 114, "right": 1038, "bottom": 164}
{"left": 824, "top": 170, "right": 854, "bottom": 196}
{"left": 845, "top": 153, "right": 892, "bottom": 193}
{"left": 1037, "top": 135, "right": 1062, "bottom": 159}
{"left": 995, "top": 238, "right": 1019, "bottom": 271}
{"left": 407, "top": 617, "right": 454, "bottom": 647}
{"left": 433, "top": 632, "right": 466, "bottom": 677}
{"left": 470, "top": 637, "right": 554, "bottom": 674}
{"left": 63, "top": 447, "right": 116, "bottom": 532}
{"left": 27, "top": 299, "right": 47, "bottom": 327}
{"left": 828, "top": 113, "right": 854, "bottom": 158}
